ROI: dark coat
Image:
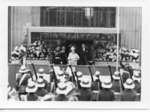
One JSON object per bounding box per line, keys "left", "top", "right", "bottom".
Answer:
{"left": 134, "top": 81, "right": 141, "bottom": 94}
{"left": 112, "top": 80, "right": 121, "bottom": 93}
{"left": 54, "top": 51, "right": 62, "bottom": 64}
{"left": 60, "top": 51, "right": 67, "bottom": 64}
{"left": 27, "top": 93, "right": 38, "bottom": 101}
{"left": 54, "top": 94, "right": 68, "bottom": 101}
{"left": 35, "top": 88, "right": 48, "bottom": 97}
{"left": 79, "top": 48, "right": 89, "bottom": 65}
{"left": 99, "top": 88, "right": 115, "bottom": 101}
{"left": 121, "top": 89, "right": 137, "bottom": 101}
{"left": 91, "top": 80, "right": 101, "bottom": 91}
{"left": 78, "top": 88, "right": 92, "bottom": 101}
{"left": 121, "top": 72, "right": 130, "bottom": 83}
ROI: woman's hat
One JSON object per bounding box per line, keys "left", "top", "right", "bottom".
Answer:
{"left": 80, "top": 76, "right": 92, "bottom": 88}
{"left": 102, "top": 77, "right": 112, "bottom": 88}
{"left": 38, "top": 68, "right": 44, "bottom": 74}
{"left": 37, "top": 68, "right": 45, "bottom": 77}
{"left": 19, "top": 65, "right": 30, "bottom": 73}
{"left": 56, "top": 82, "right": 74, "bottom": 95}
{"left": 112, "top": 71, "right": 120, "bottom": 80}
{"left": 132, "top": 70, "right": 141, "bottom": 82}
{"left": 26, "top": 81, "right": 37, "bottom": 93}
{"left": 36, "top": 77, "right": 45, "bottom": 88}
{"left": 94, "top": 71, "right": 100, "bottom": 76}
{"left": 124, "top": 78, "right": 135, "bottom": 89}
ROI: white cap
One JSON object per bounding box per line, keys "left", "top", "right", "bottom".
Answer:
{"left": 80, "top": 76, "right": 92, "bottom": 88}
{"left": 36, "top": 77, "right": 45, "bottom": 88}
{"left": 102, "top": 77, "right": 112, "bottom": 88}
{"left": 124, "top": 78, "right": 135, "bottom": 89}
{"left": 26, "top": 81, "right": 37, "bottom": 93}
{"left": 113, "top": 71, "right": 120, "bottom": 80}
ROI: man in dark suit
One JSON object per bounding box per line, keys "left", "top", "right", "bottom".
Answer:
{"left": 79, "top": 43, "right": 90, "bottom": 65}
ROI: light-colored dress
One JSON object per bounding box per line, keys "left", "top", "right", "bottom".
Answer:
{"left": 67, "top": 52, "right": 80, "bottom": 65}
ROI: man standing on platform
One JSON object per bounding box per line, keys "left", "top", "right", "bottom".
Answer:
{"left": 54, "top": 46, "right": 62, "bottom": 64}
{"left": 79, "top": 43, "right": 89, "bottom": 65}
{"left": 67, "top": 46, "right": 80, "bottom": 65}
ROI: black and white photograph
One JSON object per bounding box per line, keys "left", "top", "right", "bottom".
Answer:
{"left": 7, "top": 6, "right": 142, "bottom": 102}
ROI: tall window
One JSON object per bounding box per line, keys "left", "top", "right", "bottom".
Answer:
{"left": 40, "top": 7, "right": 116, "bottom": 27}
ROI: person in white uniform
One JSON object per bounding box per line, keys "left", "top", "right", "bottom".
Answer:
{"left": 67, "top": 46, "right": 80, "bottom": 65}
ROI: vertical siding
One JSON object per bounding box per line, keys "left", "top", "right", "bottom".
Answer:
{"left": 9, "top": 7, "right": 40, "bottom": 51}
{"left": 31, "top": 7, "right": 40, "bottom": 26}
{"left": 119, "top": 7, "right": 142, "bottom": 50}
{"left": 10, "top": 7, "right": 32, "bottom": 51}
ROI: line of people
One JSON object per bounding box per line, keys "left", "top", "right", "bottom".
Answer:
{"left": 8, "top": 62, "right": 141, "bottom": 101}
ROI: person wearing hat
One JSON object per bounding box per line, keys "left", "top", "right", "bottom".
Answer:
{"left": 98, "top": 77, "right": 115, "bottom": 101}
{"left": 26, "top": 80, "right": 38, "bottom": 101}
{"left": 60, "top": 46, "right": 67, "bottom": 64}
{"left": 119, "top": 68, "right": 130, "bottom": 83}
{"left": 121, "top": 78, "right": 137, "bottom": 101}
{"left": 54, "top": 46, "right": 62, "bottom": 64}
{"left": 91, "top": 71, "right": 101, "bottom": 101}
{"left": 79, "top": 43, "right": 90, "bottom": 65}
{"left": 35, "top": 77, "right": 48, "bottom": 97}
{"left": 120, "top": 61, "right": 134, "bottom": 78}
{"left": 92, "top": 71, "right": 101, "bottom": 90}
{"left": 16, "top": 65, "right": 31, "bottom": 96}
{"left": 78, "top": 76, "right": 92, "bottom": 101}
{"left": 67, "top": 46, "right": 80, "bottom": 65}
{"left": 37, "top": 68, "right": 50, "bottom": 91}
{"left": 112, "top": 71, "right": 121, "bottom": 93}
{"left": 132, "top": 70, "right": 141, "bottom": 94}
{"left": 56, "top": 70, "right": 66, "bottom": 82}
{"left": 54, "top": 82, "right": 74, "bottom": 101}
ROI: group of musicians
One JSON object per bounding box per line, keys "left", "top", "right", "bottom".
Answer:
{"left": 8, "top": 60, "right": 141, "bottom": 101}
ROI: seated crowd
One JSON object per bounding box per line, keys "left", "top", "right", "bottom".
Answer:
{"left": 11, "top": 41, "right": 140, "bottom": 63}
{"left": 8, "top": 62, "right": 141, "bottom": 101}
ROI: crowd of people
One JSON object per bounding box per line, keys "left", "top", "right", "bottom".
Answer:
{"left": 8, "top": 61, "right": 141, "bottom": 101}
{"left": 95, "top": 42, "right": 140, "bottom": 62}
{"left": 11, "top": 40, "right": 140, "bottom": 65}
{"left": 11, "top": 41, "right": 90, "bottom": 65}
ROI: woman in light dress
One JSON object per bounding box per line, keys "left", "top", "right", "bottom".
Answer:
{"left": 67, "top": 46, "right": 80, "bottom": 65}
